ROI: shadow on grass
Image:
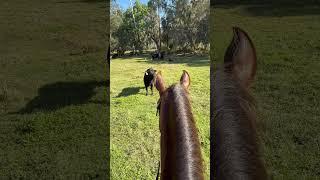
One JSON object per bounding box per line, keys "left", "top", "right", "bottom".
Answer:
{"left": 214, "top": 1, "right": 320, "bottom": 17}
{"left": 115, "top": 87, "right": 144, "bottom": 98}
{"left": 15, "top": 80, "right": 109, "bottom": 114}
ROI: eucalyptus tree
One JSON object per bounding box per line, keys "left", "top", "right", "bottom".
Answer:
{"left": 162, "top": 0, "right": 208, "bottom": 52}
{"left": 112, "top": 0, "right": 149, "bottom": 54}
{"left": 192, "top": 0, "right": 209, "bottom": 51}
{"left": 147, "top": 0, "right": 167, "bottom": 54}
{"left": 110, "top": 1, "right": 123, "bottom": 52}
{"left": 127, "top": 0, "right": 149, "bottom": 53}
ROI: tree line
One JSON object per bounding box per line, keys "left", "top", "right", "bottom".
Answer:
{"left": 110, "top": 0, "right": 209, "bottom": 55}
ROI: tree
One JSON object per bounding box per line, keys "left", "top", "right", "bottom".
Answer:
{"left": 111, "top": 0, "right": 149, "bottom": 54}
{"left": 147, "top": 0, "right": 167, "bottom": 54}
{"left": 110, "top": 1, "right": 123, "bottom": 52}
{"left": 110, "top": 0, "right": 209, "bottom": 55}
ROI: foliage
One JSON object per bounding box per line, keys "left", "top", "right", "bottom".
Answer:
{"left": 110, "top": 0, "right": 209, "bottom": 53}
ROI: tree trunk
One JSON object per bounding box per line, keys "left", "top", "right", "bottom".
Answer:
{"left": 151, "top": 36, "right": 160, "bottom": 53}
{"left": 107, "top": 46, "right": 110, "bottom": 67}
{"left": 158, "top": 5, "right": 161, "bottom": 54}
{"left": 187, "top": 31, "right": 196, "bottom": 52}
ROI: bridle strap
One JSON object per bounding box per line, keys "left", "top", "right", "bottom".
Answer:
{"left": 156, "top": 98, "right": 161, "bottom": 180}
{"left": 156, "top": 99, "right": 161, "bottom": 116}
{"left": 155, "top": 160, "right": 160, "bottom": 180}
{"left": 156, "top": 99, "right": 161, "bottom": 179}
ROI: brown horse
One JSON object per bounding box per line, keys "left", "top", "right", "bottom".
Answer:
{"left": 155, "top": 70, "right": 204, "bottom": 180}
{"left": 211, "top": 27, "right": 268, "bottom": 180}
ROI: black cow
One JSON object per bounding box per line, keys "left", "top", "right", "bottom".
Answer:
{"left": 143, "top": 68, "right": 157, "bottom": 95}
{"left": 151, "top": 51, "right": 165, "bottom": 60}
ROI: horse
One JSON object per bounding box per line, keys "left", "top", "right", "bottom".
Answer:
{"left": 211, "top": 27, "right": 268, "bottom": 180}
{"left": 155, "top": 70, "right": 204, "bottom": 180}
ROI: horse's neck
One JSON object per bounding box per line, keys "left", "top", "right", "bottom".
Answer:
{"left": 213, "top": 70, "right": 267, "bottom": 180}
{"left": 161, "top": 87, "right": 203, "bottom": 179}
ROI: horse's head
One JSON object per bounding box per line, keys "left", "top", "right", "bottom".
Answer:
{"left": 154, "top": 70, "right": 204, "bottom": 179}
{"left": 155, "top": 70, "right": 191, "bottom": 130}
{"left": 212, "top": 27, "right": 267, "bottom": 180}
{"left": 155, "top": 70, "right": 190, "bottom": 95}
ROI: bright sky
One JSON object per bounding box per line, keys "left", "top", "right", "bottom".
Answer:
{"left": 117, "top": 0, "right": 149, "bottom": 10}
{"left": 114, "top": 0, "right": 165, "bottom": 18}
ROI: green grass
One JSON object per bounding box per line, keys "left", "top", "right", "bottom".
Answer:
{"left": 110, "top": 55, "right": 210, "bottom": 179}
{"left": 0, "top": 0, "right": 108, "bottom": 178}
{"left": 211, "top": 5, "right": 320, "bottom": 179}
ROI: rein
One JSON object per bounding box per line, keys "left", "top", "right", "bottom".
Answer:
{"left": 155, "top": 98, "right": 161, "bottom": 179}
{"left": 155, "top": 160, "right": 160, "bottom": 180}
{"left": 156, "top": 99, "right": 161, "bottom": 116}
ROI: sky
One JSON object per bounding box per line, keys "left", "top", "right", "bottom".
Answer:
{"left": 114, "top": 0, "right": 165, "bottom": 18}
{"left": 116, "top": 0, "right": 149, "bottom": 10}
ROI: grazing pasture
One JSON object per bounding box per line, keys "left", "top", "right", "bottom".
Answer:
{"left": 110, "top": 55, "right": 210, "bottom": 179}
{"left": 0, "top": 0, "right": 108, "bottom": 178}
{"left": 211, "top": 4, "right": 320, "bottom": 179}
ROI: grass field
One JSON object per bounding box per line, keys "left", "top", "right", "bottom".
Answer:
{"left": 110, "top": 55, "right": 210, "bottom": 179}
{"left": 0, "top": 0, "right": 108, "bottom": 178}
{"left": 211, "top": 4, "right": 320, "bottom": 179}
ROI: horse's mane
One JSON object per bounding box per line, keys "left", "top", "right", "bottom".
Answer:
{"left": 162, "top": 84, "right": 204, "bottom": 179}
{"left": 212, "top": 65, "right": 267, "bottom": 180}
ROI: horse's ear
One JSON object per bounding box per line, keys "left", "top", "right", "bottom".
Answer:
{"left": 224, "top": 27, "right": 257, "bottom": 87}
{"left": 180, "top": 70, "right": 190, "bottom": 89}
{"left": 155, "top": 71, "right": 166, "bottom": 95}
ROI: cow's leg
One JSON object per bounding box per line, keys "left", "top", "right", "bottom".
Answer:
{"left": 150, "top": 83, "right": 153, "bottom": 95}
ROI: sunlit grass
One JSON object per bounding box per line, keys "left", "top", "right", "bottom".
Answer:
{"left": 110, "top": 56, "right": 210, "bottom": 179}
